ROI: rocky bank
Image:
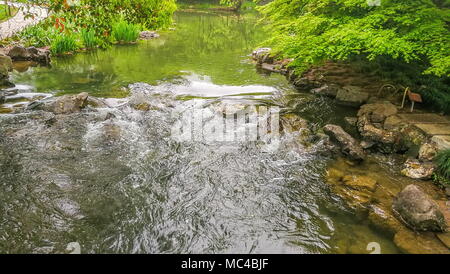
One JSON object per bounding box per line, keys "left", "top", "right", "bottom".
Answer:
{"left": 253, "top": 48, "right": 450, "bottom": 253}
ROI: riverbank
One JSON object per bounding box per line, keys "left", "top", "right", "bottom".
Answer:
{"left": 252, "top": 47, "right": 450, "bottom": 253}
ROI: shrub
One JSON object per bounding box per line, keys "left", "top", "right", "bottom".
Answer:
{"left": 435, "top": 149, "right": 450, "bottom": 180}
{"left": 80, "top": 29, "right": 99, "bottom": 49}
{"left": 51, "top": 33, "right": 78, "bottom": 55}
{"left": 258, "top": 0, "right": 450, "bottom": 77}
{"left": 19, "top": 23, "right": 58, "bottom": 47}
{"left": 112, "top": 19, "right": 140, "bottom": 44}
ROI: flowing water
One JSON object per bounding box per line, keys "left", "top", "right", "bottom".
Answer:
{"left": 0, "top": 11, "right": 402, "bottom": 253}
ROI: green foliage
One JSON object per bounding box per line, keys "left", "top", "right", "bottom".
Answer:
{"left": 220, "top": 0, "right": 243, "bottom": 9}
{"left": 435, "top": 149, "right": 450, "bottom": 180}
{"left": 258, "top": 0, "right": 450, "bottom": 77}
{"left": 19, "top": 0, "right": 177, "bottom": 49}
{"left": 112, "top": 19, "right": 140, "bottom": 43}
{"left": 51, "top": 33, "right": 79, "bottom": 55}
{"left": 19, "top": 23, "right": 58, "bottom": 47}
{"left": 80, "top": 29, "right": 99, "bottom": 49}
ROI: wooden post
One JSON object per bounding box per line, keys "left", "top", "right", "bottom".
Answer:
{"left": 410, "top": 101, "right": 415, "bottom": 112}
{"left": 401, "top": 87, "right": 409, "bottom": 109}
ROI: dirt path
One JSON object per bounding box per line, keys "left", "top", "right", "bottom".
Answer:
{"left": 0, "top": 2, "right": 48, "bottom": 40}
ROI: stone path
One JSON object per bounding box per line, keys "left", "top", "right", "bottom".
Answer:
{"left": 0, "top": 2, "right": 48, "bottom": 40}
{"left": 397, "top": 113, "right": 450, "bottom": 150}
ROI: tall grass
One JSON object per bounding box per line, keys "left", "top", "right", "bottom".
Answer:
{"left": 112, "top": 19, "right": 140, "bottom": 44}
{"left": 80, "top": 29, "right": 99, "bottom": 49}
{"left": 435, "top": 149, "right": 450, "bottom": 179}
{"left": 51, "top": 34, "right": 78, "bottom": 55}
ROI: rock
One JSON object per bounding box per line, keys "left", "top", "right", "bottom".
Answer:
{"left": 0, "top": 54, "right": 13, "bottom": 87}
{"left": 261, "top": 63, "right": 283, "bottom": 73}
{"left": 66, "top": 242, "right": 81, "bottom": 254}
{"left": 392, "top": 184, "right": 447, "bottom": 232}
{"left": 139, "top": 31, "right": 159, "bottom": 40}
{"left": 436, "top": 232, "right": 450, "bottom": 249}
{"left": 360, "top": 140, "right": 375, "bottom": 149}
{"left": 281, "top": 114, "right": 309, "bottom": 133}
{"left": 86, "top": 96, "right": 108, "bottom": 108}
{"left": 344, "top": 117, "right": 358, "bottom": 127}
{"left": 0, "top": 91, "right": 4, "bottom": 104}
{"left": 383, "top": 115, "right": 403, "bottom": 130}
{"left": 418, "top": 143, "right": 438, "bottom": 162}
{"left": 27, "top": 46, "right": 50, "bottom": 65}
{"left": 401, "top": 159, "right": 435, "bottom": 180}
{"left": 368, "top": 205, "right": 403, "bottom": 237}
{"left": 394, "top": 229, "right": 450, "bottom": 254}
{"left": 7, "top": 45, "right": 50, "bottom": 65}
{"left": 323, "top": 124, "right": 365, "bottom": 161}
{"left": 431, "top": 135, "right": 450, "bottom": 151}
{"left": 37, "top": 92, "right": 89, "bottom": 114}
{"left": 357, "top": 102, "right": 398, "bottom": 122}
{"left": 7, "top": 46, "right": 29, "bottom": 59}
{"left": 446, "top": 187, "right": 450, "bottom": 197}
{"left": 311, "top": 84, "right": 338, "bottom": 98}
{"left": 342, "top": 175, "right": 378, "bottom": 192}
{"left": 0, "top": 54, "right": 13, "bottom": 71}
{"left": 252, "top": 48, "right": 273, "bottom": 64}
{"left": 336, "top": 86, "right": 369, "bottom": 107}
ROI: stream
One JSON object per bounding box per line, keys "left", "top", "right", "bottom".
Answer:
{"left": 0, "top": 11, "right": 402, "bottom": 253}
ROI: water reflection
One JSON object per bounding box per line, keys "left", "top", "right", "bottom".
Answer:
{"left": 11, "top": 11, "right": 283, "bottom": 97}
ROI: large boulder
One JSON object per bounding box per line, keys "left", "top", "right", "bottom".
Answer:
{"left": 323, "top": 124, "right": 365, "bottom": 161}
{"left": 7, "top": 45, "right": 29, "bottom": 60}
{"left": 7, "top": 45, "right": 50, "bottom": 65}
{"left": 392, "top": 185, "right": 447, "bottom": 232}
{"left": 139, "top": 31, "right": 159, "bottom": 40}
{"left": 336, "top": 86, "right": 369, "bottom": 107}
{"left": 357, "top": 102, "right": 398, "bottom": 124}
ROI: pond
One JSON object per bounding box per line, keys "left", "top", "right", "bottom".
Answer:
{"left": 0, "top": 11, "right": 401, "bottom": 253}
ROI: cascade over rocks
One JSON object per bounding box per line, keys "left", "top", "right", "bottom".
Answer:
{"left": 30, "top": 92, "right": 90, "bottom": 114}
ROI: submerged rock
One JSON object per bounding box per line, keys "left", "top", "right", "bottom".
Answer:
{"left": 342, "top": 175, "right": 378, "bottom": 192}
{"left": 139, "top": 31, "right": 160, "bottom": 40}
{"left": 311, "top": 84, "right": 339, "bottom": 98}
{"left": 401, "top": 159, "right": 434, "bottom": 180}
{"left": 394, "top": 229, "right": 450, "bottom": 254}
{"left": 323, "top": 124, "right": 365, "bottom": 162}
{"left": 392, "top": 185, "right": 447, "bottom": 232}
